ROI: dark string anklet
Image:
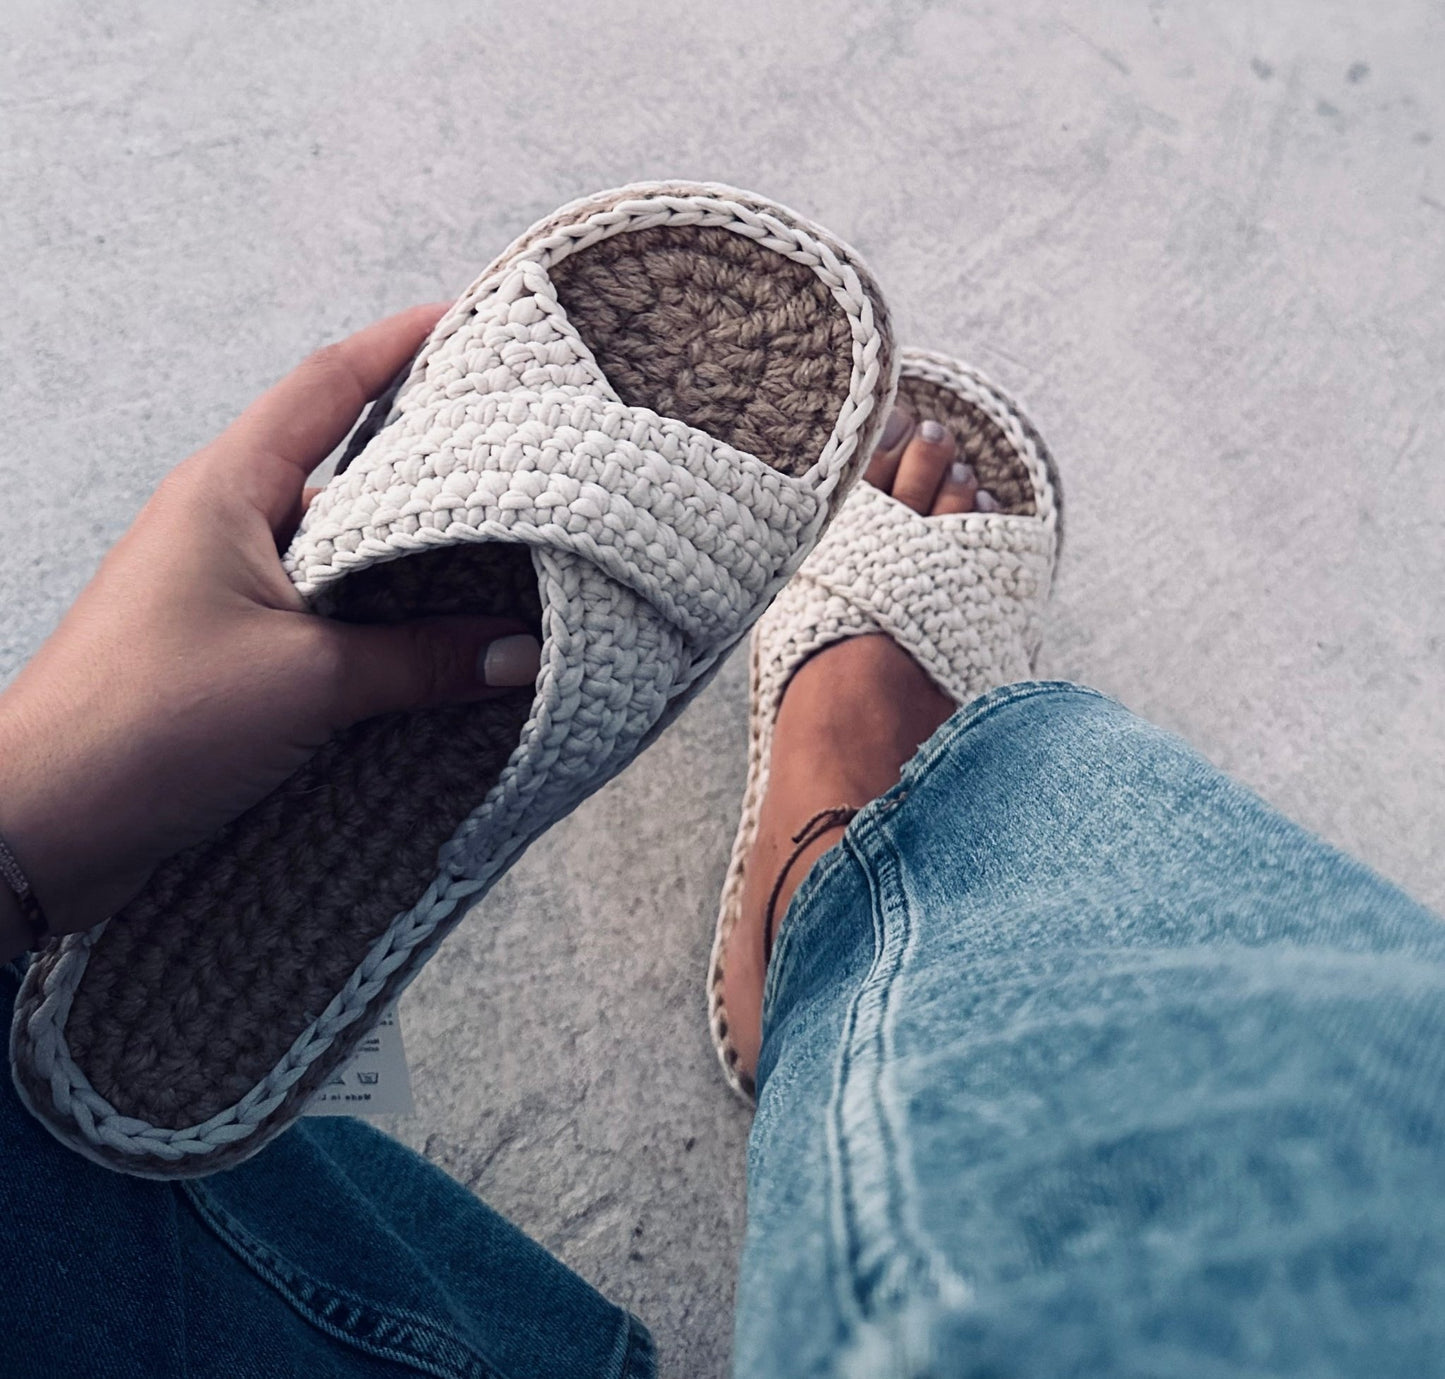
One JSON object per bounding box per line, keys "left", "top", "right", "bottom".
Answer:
{"left": 762, "top": 806, "right": 859, "bottom": 963}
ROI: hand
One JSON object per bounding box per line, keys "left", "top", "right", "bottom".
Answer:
{"left": 0, "top": 305, "right": 541, "bottom": 962}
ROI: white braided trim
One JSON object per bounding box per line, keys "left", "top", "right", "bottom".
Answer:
{"left": 429, "top": 182, "right": 890, "bottom": 507}
{"left": 16, "top": 183, "right": 891, "bottom": 1169}
{"left": 707, "top": 349, "right": 1063, "bottom": 1100}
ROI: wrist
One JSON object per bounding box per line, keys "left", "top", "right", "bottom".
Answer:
{"left": 0, "top": 691, "right": 112, "bottom": 941}
{"left": 0, "top": 711, "right": 63, "bottom": 953}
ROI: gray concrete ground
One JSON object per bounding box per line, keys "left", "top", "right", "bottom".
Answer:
{"left": 3, "top": 2, "right": 1442, "bottom": 1373}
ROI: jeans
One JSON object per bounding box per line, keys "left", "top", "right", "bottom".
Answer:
{"left": 738, "top": 683, "right": 1445, "bottom": 1377}
{"left": 4, "top": 684, "right": 1442, "bottom": 1377}
{"left": 0, "top": 964, "right": 654, "bottom": 1378}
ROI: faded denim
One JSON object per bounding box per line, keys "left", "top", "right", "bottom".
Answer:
{"left": 737, "top": 682, "right": 1445, "bottom": 1377}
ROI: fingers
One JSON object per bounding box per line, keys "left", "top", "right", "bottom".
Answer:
{"left": 319, "top": 615, "right": 542, "bottom": 728}
{"left": 200, "top": 302, "right": 450, "bottom": 538}
{"left": 232, "top": 303, "right": 448, "bottom": 473}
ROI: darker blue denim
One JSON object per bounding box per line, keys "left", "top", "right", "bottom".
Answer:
{"left": 737, "top": 683, "right": 1445, "bottom": 1377}
{"left": 0, "top": 958, "right": 654, "bottom": 1378}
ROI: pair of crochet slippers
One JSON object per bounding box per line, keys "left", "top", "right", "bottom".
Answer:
{"left": 10, "top": 182, "right": 1061, "bottom": 1176}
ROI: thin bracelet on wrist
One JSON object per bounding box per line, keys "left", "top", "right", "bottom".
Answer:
{"left": 0, "top": 831, "right": 50, "bottom": 951}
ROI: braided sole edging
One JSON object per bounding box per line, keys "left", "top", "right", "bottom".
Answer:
{"left": 11, "top": 863, "right": 492, "bottom": 1170}
{"left": 12, "top": 181, "right": 898, "bottom": 1175}
{"left": 706, "top": 349, "right": 1065, "bottom": 1101}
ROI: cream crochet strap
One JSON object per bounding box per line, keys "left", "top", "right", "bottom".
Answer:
{"left": 12, "top": 182, "right": 897, "bottom": 1175}
{"left": 708, "top": 348, "right": 1064, "bottom": 1101}
{"left": 291, "top": 260, "right": 819, "bottom": 657}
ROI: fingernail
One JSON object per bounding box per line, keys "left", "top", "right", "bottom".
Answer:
{"left": 919, "top": 419, "right": 949, "bottom": 444}
{"left": 480, "top": 633, "right": 541, "bottom": 687}
{"left": 879, "top": 408, "right": 913, "bottom": 450}
{"left": 975, "top": 490, "right": 1000, "bottom": 512}
{"left": 949, "top": 462, "right": 978, "bottom": 487}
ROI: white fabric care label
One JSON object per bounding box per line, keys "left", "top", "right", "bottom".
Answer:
{"left": 302, "top": 1004, "right": 415, "bottom": 1117}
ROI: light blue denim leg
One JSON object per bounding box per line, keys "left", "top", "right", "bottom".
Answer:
{"left": 735, "top": 683, "right": 1445, "bottom": 1378}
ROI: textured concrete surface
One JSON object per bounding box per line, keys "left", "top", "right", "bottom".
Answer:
{"left": 2, "top": 2, "right": 1442, "bottom": 1373}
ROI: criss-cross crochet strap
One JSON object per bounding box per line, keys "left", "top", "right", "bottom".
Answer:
{"left": 791, "top": 481, "right": 1055, "bottom": 701}
{"left": 286, "top": 258, "right": 825, "bottom": 648}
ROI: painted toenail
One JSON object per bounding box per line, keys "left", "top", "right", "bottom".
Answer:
{"left": 880, "top": 408, "right": 913, "bottom": 449}
{"left": 949, "top": 462, "right": 977, "bottom": 486}
{"left": 975, "top": 490, "right": 1000, "bottom": 512}
{"left": 919, "top": 419, "right": 948, "bottom": 444}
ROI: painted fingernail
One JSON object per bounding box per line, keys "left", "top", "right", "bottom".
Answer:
{"left": 879, "top": 408, "right": 913, "bottom": 450}
{"left": 480, "top": 633, "right": 542, "bottom": 687}
{"left": 919, "top": 419, "right": 949, "bottom": 444}
{"left": 949, "top": 462, "right": 978, "bottom": 487}
{"left": 975, "top": 490, "right": 1000, "bottom": 512}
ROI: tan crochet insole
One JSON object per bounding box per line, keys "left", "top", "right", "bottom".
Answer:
{"left": 47, "top": 225, "right": 854, "bottom": 1130}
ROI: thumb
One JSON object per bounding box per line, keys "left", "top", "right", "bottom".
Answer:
{"left": 320, "top": 616, "right": 542, "bottom": 726}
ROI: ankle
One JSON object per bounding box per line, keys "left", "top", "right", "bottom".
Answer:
{"left": 772, "top": 636, "right": 954, "bottom": 798}
{"left": 725, "top": 638, "right": 956, "bottom": 1086}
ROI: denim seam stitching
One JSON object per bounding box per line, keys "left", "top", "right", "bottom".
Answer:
{"left": 826, "top": 829, "right": 925, "bottom": 1321}
{"left": 854, "top": 828, "right": 912, "bottom": 1308}
{"left": 831, "top": 827, "right": 977, "bottom": 1326}
{"left": 181, "top": 1181, "right": 506, "bottom": 1379}
{"left": 820, "top": 829, "right": 885, "bottom": 1336}
{"left": 618, "top": 1314, "right": 658, "bottom": 1379}
{"left": 873, "top": 822, "right": 980, "bottom": 1319}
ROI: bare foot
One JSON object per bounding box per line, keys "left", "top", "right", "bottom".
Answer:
{"left": 721, "top": 410, "right": 1001, "bottom": 1080}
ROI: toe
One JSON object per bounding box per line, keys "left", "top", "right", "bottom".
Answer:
{"left": 975, "top": 489, "right": 1001, "bottom": 512}
{"left": 864, "top": 406, "right": 915, "bottom": 493}
{"left": 931, "top": 461, "right": 979, "bottom": 515}
{"left": 891, "top": 419, "right": 957, "bottom": 513}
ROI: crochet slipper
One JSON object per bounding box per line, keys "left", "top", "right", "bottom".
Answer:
{"left": 12, "top": 181, "right": 896, "bottom": 1176}
{"left": 708, "top": 348, "right": 1062, "bottom": 1099}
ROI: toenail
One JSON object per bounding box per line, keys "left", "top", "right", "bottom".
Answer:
{"left": 975, "top": 489, "right": 1000, "bottom": 512}
{"left": 919, "top": 419, "right": 949, "bottom": 444}
{"left": 879, "top": 408, "right": 913, "bottom": 450}
{"left": 949, "top": 462, "right": 977, "bottom": 486}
